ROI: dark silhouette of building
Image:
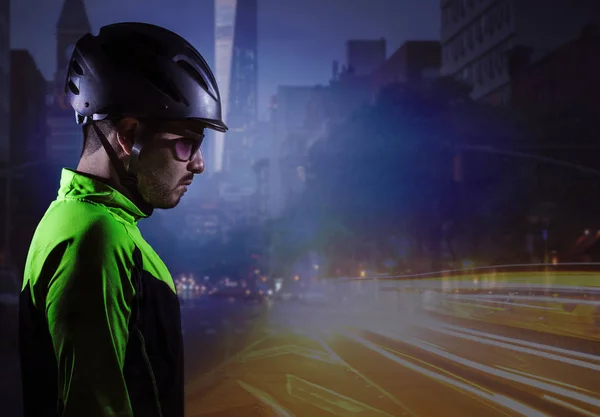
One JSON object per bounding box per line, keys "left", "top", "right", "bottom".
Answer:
{"left": 253, "top": 157, "right": 269, "bottom": 223}
{"left": 221, "top": 0, "right": 258, "bottom": 180}
{"left": 46, "top": 0, "right": 91, "bottom": 167}
{"left": 9, "top": 50, "right": 54, "bottom": 274}
{"left": 346, "top": 39, "right": 387, "bottom": 76}
{"left": 511, "top": 26, "right": 600, "bottom": 119}
{"left": 440, "top": 0, "right": 600, "bottom": 105}
{"left": 10, "top": 50, "right": 48, "bottom": 165}
{"left": 0, "top": 0, "right": 10, "bottom": 166}
{"left": 371, "top": 41, "right": 441, "bottom": 93}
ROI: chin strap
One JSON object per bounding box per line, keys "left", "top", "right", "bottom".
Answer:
{"left": 91, "top": 122, "right": 154, "bottom": 216}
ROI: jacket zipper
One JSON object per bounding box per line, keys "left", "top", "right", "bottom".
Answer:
{"left": 137, "top": 329, "right": 164, "bottom": 417}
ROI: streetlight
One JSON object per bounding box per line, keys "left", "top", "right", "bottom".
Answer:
{"left": 0, "top": 159, "right": 47, "bottom": 266}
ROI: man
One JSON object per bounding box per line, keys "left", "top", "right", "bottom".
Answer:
{"left": 19, "top": 22, "right": 227, "bottom": 417}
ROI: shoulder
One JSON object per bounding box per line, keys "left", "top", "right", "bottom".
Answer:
{"left": 27, "top": 200, "right": 137, "bottom": 282}
{"left": 38, "top": 198, "right": 134, "bottom": 249}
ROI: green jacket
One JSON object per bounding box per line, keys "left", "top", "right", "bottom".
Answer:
{"left": 19, "top": 169, "right": 184, "bottom": 417}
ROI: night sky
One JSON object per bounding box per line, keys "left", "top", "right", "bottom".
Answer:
{"left": 11, "top": 0, "right": 440, "bottom": 120}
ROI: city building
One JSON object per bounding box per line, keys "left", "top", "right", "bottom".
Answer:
{"left": 511, "top": 27, "right": 600, "bottom": 118}
{"left": 510, "top": 26, "right": 600, "bottom": 174}
{"left": 440, "top": 0, "right": 600, "bottom": 105}
{"left": 346, "top": 39, "right": 387, "bottom": 76}
{"left": 214, "top": 0, "right": 258, "bottom": 175}
{"left": 266, "top": 39, "right": 391, "bottom": 216}
{"left": 8, "top": 51, "right": 53, "bottom": 272}
{"left": 46, "top": 0, "right": 91, "bottom": 167}
{"left": 0, "top": 0, "right": 9, "bottom": 165}
{"left": 329, "top": 39, "right": 385, "bottom": 125}
{"left": 10, "top": 50, "right": 48, "bottom": 165}
{"left": 252, "top": 158, "right": 269, "bottom": 224}
{"left": 370, "top": 40, "right": 441, "bottom": 96}
{"left": 268, "top": 85, "right": 329, "bottom": 216}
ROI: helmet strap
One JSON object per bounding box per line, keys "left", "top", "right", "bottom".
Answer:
{"left": 91, "top": 123, "right": 154, "bottom": 216}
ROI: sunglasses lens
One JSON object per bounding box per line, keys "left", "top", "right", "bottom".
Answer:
{"left": 174, "top": 139, "right": 200, "bottom": 160}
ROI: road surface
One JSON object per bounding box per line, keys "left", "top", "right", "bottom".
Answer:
{"left": 185, "top": 273, "right": 600, "bottom": 417}
{"left": 3, "top": 270, "right": 599, "bottom": 416}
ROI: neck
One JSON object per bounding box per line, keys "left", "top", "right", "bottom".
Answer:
{"left": 76, "top": 153, "right": 134, "bottom": 201}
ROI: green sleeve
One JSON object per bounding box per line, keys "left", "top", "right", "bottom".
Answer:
{"left": 45, "top": 220, "right": 136, "bottom": 417}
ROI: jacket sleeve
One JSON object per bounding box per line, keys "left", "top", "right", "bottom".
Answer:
{"left": 45, "top": 220, "right": 137, "bottom": 417}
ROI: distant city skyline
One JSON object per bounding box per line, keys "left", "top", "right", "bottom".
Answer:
{"left": 10, "top": 0, "right": 440, "bottom": 120}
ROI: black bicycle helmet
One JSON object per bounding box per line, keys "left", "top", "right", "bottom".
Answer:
{"left": 65, "top": 22, "right": 227, "bottom": 132}
{"left": 63, "top": 22, "right": 227, "bottom": 215}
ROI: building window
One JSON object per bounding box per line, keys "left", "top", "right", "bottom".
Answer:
{"left": 462, "top": 65, "right": 472, "bottom": 83}
{"left": 495, "top": 50, "right": 504, "bottom": 74}
{"left": 476, "top": 61, "right": 483, "bottom": 85}
{"left": 475, "top": 19, "right": 483, "bottom": 42}
{"left": 452, "top": 1, "right": 459, "bottom": 22}
{"left": 467, "top": 26, "right": 474, "bottom": 50}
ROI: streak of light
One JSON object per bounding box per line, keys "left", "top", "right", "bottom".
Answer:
{"left": 440, "top": 324, "right": 600, "bottom": 364}
{"left": 309, "top": 332, "right": 420, "bottom": 417}
{"left": 343, "top": 262, "right": 600, "bottom": 281}
{"left": 341, "top": 331, "right": 550, "bottom": 417}
{"left": 450, "top": 297, "right": 561, "bottom": 310}
{"left": 496, "top": 366, "right": 596, "bottom": 395}
{"left": 285, "top": 374, "right": 396, "bottom": 417}
{"left": 446, "top": 301, "right": 506, "bottom": 311}
{"left": 376, "top": 329, "right": 600, "bottom": 409}
{"left": 421, "top": 325, "right": 600, "bottom": 372}
{"left": 453, "top": 294, "right": 600, "bottom": 306}
{"left": 542, "top": 395, "right": 600, "bottom": 417}
{"left": 238, "top": 380, "right": 295, "bottom": 417}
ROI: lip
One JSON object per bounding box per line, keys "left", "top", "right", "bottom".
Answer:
{"left": 180, "top": 181, "right": 192, "bottom": 186}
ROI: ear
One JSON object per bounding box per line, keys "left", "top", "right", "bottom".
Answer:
{"left": 115, "top": 117, "right": 141, "bottom": 156}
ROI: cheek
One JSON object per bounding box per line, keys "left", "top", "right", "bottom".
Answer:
{"left": 138, "top": 150, "right": 183, "bottom": 185}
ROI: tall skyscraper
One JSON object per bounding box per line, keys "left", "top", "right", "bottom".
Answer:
{"left": 214, "top": 0, "right": 258, "bottom": 175}
{"left": 46, "top": 0, "right": 91, "bottom": 166}
{"left": 0, "top": 0, "right": 10, "bottom": 165}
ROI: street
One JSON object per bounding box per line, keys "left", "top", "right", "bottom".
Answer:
{"left": 2, "top": 272, "right": 599, "bottom": 416}
{"left": 184, "top": 274, "right": 600, "bottom": 417}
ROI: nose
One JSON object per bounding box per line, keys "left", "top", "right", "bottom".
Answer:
{"left": 188, "top": 148, "right": 204, "bottom": 174}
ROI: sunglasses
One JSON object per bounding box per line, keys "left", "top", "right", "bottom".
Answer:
{"left": 144, "top": 122, "right": 206, "bottom": 162}
{"left": 171, "top": 136, "right": 204, "bottom": 161}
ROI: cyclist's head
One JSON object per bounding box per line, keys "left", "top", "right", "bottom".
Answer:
{"left": 67, "top": 22, "right": 227, "bottom": 210}
{"left": 82, "top": 117, "right": 209, "bottom": 208}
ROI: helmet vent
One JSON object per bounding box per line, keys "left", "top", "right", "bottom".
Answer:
{"left": 71, "top": 60, "right": 84, "bottom": 76}
{"left": 67, "top": 80, "right": 80, "bottom": 95}
{"left": 176, "top": 60, "right": 210, "bottom": 93}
